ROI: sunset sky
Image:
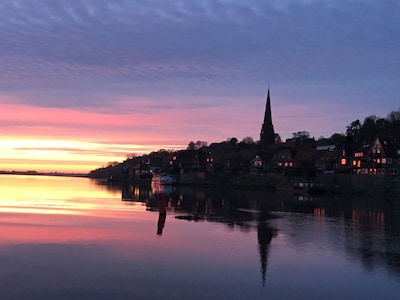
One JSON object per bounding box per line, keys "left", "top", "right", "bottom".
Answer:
{"left": 1, "top": 0, "right": 399, "bottom": 173}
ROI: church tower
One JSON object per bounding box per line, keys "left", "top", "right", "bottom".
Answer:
{"left": 260, "top": 88, "right": 275, "bottom": 150}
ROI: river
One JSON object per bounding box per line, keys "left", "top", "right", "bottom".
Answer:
{"left": 0, "top": 174, "right": 399, "bottom": 299}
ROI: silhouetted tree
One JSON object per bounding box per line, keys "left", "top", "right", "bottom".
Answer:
{"left": 292, "top": 131, "right": 310, "bottom": 145}
{"left": 241, "top": 136, "right": 255, "bottom": 144}
{"left": 274, "top": 133, "right": 282, "bottom": 144}
{"left": 346, "top": 119, "right": 361, "bottom": 137}
{"left": 187, "top": 140, "right": 208, "bottom": 150}
{"left": 228, "top": 137, "right": 238, "bottom": 147}
{"left": 330, "top": 133, "right": 346, "bottom": 148}
{"left": 359, "top": 115, "right": 378, "bottom": 142}
{"left": 387, "top": 109, "right": 400, "bottom": 139}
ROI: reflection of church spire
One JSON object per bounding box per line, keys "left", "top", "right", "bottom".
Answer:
{"left": 260, "top": 88, "right": 275, "bottom": 151}
{"left": 257, "top": 223, "right": 272, "bottom": 286}
{"left": 257, "top": 208, "right": 274, "bottom": 286}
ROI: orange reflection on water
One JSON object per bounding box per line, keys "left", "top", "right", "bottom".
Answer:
{"left": 0, "top": 175, "right": 145, "bottom": 215}
{"left": 0, "top": 175, "right": 154, "bottom": 245}
{"left": 0, "top": 211, "right": 153, "bottom": 245}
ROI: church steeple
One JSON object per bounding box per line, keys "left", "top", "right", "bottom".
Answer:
{"left": 260, "top": 88, "right": 275, "bottom": 150}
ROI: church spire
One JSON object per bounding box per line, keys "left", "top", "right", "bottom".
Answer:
{"left": 260, "top": 88, "right": 275, "bottom": 150}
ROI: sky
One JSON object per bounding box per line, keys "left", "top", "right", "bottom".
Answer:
{"left": 0, "top": 0, "right": 399, "bottom": 173}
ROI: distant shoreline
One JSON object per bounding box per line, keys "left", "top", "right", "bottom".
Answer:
{"left": 0, "top": 171, "right": 88, "bottom": 178}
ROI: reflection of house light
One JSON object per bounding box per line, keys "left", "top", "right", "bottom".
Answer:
{"left": 314, "top": 208, "right": 325, "bottom": 217}
{"left": 134, "top": 187, "right": 140, "bottom": 198}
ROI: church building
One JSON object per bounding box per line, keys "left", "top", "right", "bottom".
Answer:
{"left": 259, "top": 88, "right": 275, "bottom": 150}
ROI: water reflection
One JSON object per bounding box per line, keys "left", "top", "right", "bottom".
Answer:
{"left": 157, "top": 193, "right": 167, "bottom": 236}
{"left": 257, "top": 212, "right": 277, "bottom": 286}
{"left": 1, "top": 175, "right": 400, "bottom": 299}
{"left": 109, "top": 180, "right": 400, "bottom": 287}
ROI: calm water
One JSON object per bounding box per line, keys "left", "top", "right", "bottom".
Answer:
{"left": 0, "top": 175, "right": 400, "bottom": 299}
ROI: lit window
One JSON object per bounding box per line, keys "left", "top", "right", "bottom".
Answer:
{"left": 382, "top": 158, "right": 387, "bottom": 164}
{"left": 341, "top": 158, "right": 346, "bottom": 165}
{"left": 352, "top": 160, "right": 357, "bottom": 166}
{"left": 377, "top": 158, "right": 380, "bottom": 164}
{"left": 355, "top": 152, "right": 363, "bottom": 158}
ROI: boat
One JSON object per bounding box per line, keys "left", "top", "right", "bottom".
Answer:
{"left": 152, "top": 173, "right": 174, "bottom": 185}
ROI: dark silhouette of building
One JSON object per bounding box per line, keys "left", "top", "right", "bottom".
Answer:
{"left": 260, "top": 88, "right": 275, "bottom": 150}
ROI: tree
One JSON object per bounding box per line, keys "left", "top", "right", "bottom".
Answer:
{"left": 387, "top": 109, "right": 400, "bottom": 122}
{"left": 330, "top": 133, "right": 346, "bottom": 148}
{"left": 274, "top": 133, "right": 282, "bottom": 144}
{"left": 241, "top": 136, "right": 255, "bottom": 144}
{"left": 346, "top": 120, "right": 361, "bottom": 137}
{"left": 227, "top": 137, "right": 238, "bottom": 147}
{"left": 292, "top": 131, "right": 310, "bottom": 144}
{"left": 187, "top": 140, "right": 208, "bottom": 150}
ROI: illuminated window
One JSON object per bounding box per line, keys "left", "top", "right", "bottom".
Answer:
{"left": 289, "top": 162, "right": 293, "bottom": 167}
{"left": 376, "top": 158, "right": 381, "bottom": 164}
{"left": 373, "top": 147, "right": 381, "bottom": 154}
{"left": 341, "top": 158, "right": 347, "bottom": 165}
{"left": 352, "top": 160, "right": 357, "bottom": 166}
{"left": 355, "top": 152, "right": 363, "bottom": 157}
{"left": 382, "top": 158, "right": 386, "bottom": 164}
{"left": 357, "top": 161, "right": 361, "bottom": 167}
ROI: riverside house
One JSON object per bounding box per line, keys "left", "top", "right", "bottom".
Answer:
{"left": 351, "top": 136, "right": 400, "bottom": 176}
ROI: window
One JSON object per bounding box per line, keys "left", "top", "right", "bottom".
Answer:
{"left": 389, "top": 168, "right": 399, "bottom": 176}
{"left": 382, "top": 158, "right": 387, "bottom": 164}
{"left": 341, "top": 158, "right": 347, "bottom": 165}
{"left": 355, "top": 152, "right": 363, "bottom": 158}
{"left": 387, "top": 158, "right": 392, "bottom": 164}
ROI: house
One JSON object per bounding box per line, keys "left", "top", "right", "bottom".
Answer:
{"left": 269, "top": 148, "right": 294, "bottom": 171}
{"left": 314, "top": 149, "right": 340, "bottom": 174}
{"left": 351, "top": 136, "right": 400, "bottom": 176}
